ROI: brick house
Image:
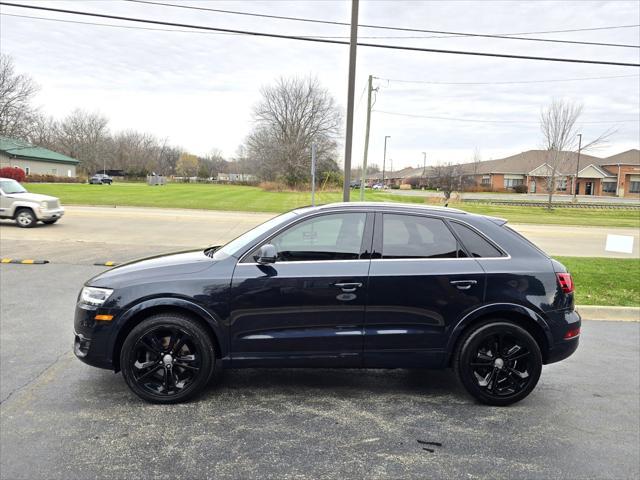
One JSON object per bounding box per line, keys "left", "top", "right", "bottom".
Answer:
{"left": 462, "top": 149, "right": 639, "bottom": 198}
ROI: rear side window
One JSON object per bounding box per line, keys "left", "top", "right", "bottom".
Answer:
{"left": 382, "top": 214, "right": 465, "bottom": 259}
{"left": 450, "top": 222, "right": 504, "bottom": 258}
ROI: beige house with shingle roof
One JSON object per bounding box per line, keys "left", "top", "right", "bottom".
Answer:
{"left": 460, "top": 149, "right": 639, "bottom": 198}
{"left": 0, "top": 137, "right": 79, "bottom": 177}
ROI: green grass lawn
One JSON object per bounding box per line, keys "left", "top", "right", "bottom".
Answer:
{"left": 556, "top": 257, "right": 640, "bottom": 307}
{"left": 24, "top": 182, "right": 640, "bottom": 228}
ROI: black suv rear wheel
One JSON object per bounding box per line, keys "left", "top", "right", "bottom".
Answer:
{"left": 120, "top": 313, "right": 215, "bottom": 403}
{"left": 454, "top": 321, "right": 542, "bottom": 406}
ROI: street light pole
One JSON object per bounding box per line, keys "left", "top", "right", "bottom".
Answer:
{"left": 342, "top": 0, "right": 359, "bottom": 202}
{"left": 421, "top": 151, "right": 426, "bottom": 188}
{"left": 382, "top": 135, "right": 390, "bottom": 186}
{"left": 573, "top": 133, "right": 582, "bottom": 201}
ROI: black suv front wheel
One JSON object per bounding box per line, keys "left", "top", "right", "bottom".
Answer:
{"left": 454, "top": 321, "right": 542, "bottom": 406}
{"left": 120, "top": 313, "right": 215, "bottom": 403}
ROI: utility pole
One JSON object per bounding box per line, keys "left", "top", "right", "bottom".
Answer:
{"left": 421, "top": 152, "right": 426, "bottom": 189}
{"left": 381, "top": 135, "right": 390, "bottom": 187}
{"left": 311, "top": 143, "right": 317, "bottom": 206}
{"left": 360, "top": 74, "right": 374, "bottom": 201}
{"left": 573, "top": 133, "right": 582, "bottom": 201}
{"left": 342, "top": 0, "right": 359, "bottom": 202}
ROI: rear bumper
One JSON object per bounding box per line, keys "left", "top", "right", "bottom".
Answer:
{"left": 545, "top": 309, "right": 581, "bottom": 365}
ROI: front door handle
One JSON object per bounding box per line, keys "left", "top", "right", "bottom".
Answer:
{"left": 334, "top": 282, "right": 363, "bottom": 293}
{"left": 450, "top": 280, "right": 478, "bottom": 290}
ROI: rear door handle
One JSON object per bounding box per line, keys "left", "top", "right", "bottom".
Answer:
{"left": 334, "top": 282, "right": 363, "bottom": 292}
{"left": 450, "top": 280, "right": 478, "bottom": 290}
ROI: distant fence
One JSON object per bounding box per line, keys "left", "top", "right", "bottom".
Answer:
{"left": 147, "top": 174, "right": 166, "bottom": 186}
{"left": 462, "top": 199, "right": 640, "bottom": 210}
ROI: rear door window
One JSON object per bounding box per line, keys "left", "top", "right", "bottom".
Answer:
{"left": 382, "top": 214, "right": 465, "bottom": 259}
{"left": 450, "top": 222, "right": 504, "bottom": 258}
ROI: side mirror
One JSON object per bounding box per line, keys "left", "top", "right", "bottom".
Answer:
{"left": 254, "top": 244, "right": 277, "bottom": 264}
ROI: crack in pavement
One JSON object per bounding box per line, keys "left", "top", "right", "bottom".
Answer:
{"left": 0, "top": 350, "right": 73, "bottom": 405}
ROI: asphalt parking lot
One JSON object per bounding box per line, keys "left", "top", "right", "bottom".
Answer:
{"left": 1, "top": 262, "right": 639, "bottom": 480}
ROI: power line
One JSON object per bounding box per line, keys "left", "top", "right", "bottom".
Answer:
{"left": 124, "top": 0, "right": 640, "bottom": 48}
{"left": 9, "top": 11, "right": 630, "bottom": 43}
{"left": 0, "top": 12, "right": 239, "bottom": 35}
{"left": 375, "top": 74, "right": 640, "bottom": 86}
{"left": 125, "top": 0, "right": 640, "bottom": 49}
{"left": 374, "top": 110, "right": 640, "bottom": 124}
{"left": 1, "top": 2, "right": 639, "bottom": 67}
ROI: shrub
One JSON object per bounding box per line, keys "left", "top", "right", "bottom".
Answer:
{"left": 25, "top": 174, "right": 86, "bottom": 183}
{"left": 513, "top": 184, "right": 528, "bottom": 194}
{"left": 260, "top": 181, "right": 288, "bottom": 192}
{"left": 0, "top": 166, "right": 26, "bottom": 182}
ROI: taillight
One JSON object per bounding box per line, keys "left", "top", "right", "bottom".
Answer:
{"left": 564, "top": 327, "right": 580, "bottom": 339}
{"left": 556, "top": 272, "right": 574, "bottom": 294}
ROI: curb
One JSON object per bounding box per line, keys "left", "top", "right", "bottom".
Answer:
{"left": 93, "top": 261, "right": 120, "bottom": 267}
{"left": 577, "top": 305, "right": 640, "bottom": 322}
{"left": 0, "top": 258, "right": 49, "bottom": 265}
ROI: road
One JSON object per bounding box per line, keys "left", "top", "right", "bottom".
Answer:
{"left": 1, "top": 205, "right": 637, "bottom": 263}
{"left": 391, "top": 189, "right": 640, "bottom": 204}
{"left": 0, "top": 263, "right": 638, "bottom": 479}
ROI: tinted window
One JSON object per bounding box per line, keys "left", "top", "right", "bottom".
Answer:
{"left": 382, "top": 214, "right": 464, "bottom": 259}
{"left": 267, "top": 213, "right": 366, "bottom": 262}
{"left": 450, "top": 222, "right": 504, "bottom": 258}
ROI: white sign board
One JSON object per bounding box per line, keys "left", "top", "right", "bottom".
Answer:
{"left": 605, "top": 234, "right": 634, "bottom": 254}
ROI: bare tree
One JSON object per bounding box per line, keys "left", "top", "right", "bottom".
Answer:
{"left": 245, "top": 76, "right": 342, "bottom": 187}
{"left": 539, "top": 99, "right": 583, "bottom": 208}
{"left": 539, "top": 99, "right": 614, "bottom": 207}
{"left": 432, "top": 163, "right": 469, "bottom": 203}
{"left": 55, "top": 109, "right": 110, "bottom": 174}
{"left": 472, "top": 147, "right": 482, "bottom": 175}
{"left": 0, "top": 54, "right": 39, "bottom": 139}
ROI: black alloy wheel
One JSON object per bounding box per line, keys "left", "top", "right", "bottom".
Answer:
{"left": 455, "top": 321, "right": 542, "bottom": 406}
{"left": 120, "top": 314, "right": 215, "bottom": 403}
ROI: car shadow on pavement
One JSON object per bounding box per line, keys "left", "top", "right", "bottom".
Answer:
{"left": 201, "top": 367, "right": 467, "bottom": 400}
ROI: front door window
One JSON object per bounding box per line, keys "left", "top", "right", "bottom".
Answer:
{"left": 259, "top": 212, "right": 367, "bottom": 262}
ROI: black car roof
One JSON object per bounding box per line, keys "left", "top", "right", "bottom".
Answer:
{"left": 293, "top": 202, "right": 467, "bottom": 216}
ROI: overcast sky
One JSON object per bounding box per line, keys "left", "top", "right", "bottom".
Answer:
{"left": 1, "top": 0, "right": 639, "bottom": 169}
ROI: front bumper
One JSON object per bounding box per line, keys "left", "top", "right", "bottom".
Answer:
{"left": 36, "top": 207, "right": 65, "bottom": 221}
{"left": 73, "top": 303, "right": 117, "bottom": 370}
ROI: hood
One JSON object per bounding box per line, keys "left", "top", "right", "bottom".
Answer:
{"left": 87, "top": 249, "right": 214, "bottom": 288}
{"left": 12, "top": 192, "right": 59, "bottom": 202}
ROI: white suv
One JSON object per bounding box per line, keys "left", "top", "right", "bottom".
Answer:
{"left": 0, "top": 178, "right": 64, "bottom": 227}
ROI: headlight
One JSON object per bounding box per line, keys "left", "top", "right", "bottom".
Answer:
{"left": 40, "top": 201, "right": 48, "bottom": 210}
{"left": 80, "top": 287, "right": 113, "bottom": 306}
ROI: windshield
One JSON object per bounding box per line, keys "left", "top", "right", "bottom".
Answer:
{"left": 213, "top": 211, "right": 298, "bottom": 259}
{"left": 0, "top": 179, "right": 27, "bottom": 194}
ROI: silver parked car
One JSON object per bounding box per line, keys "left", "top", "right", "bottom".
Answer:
{"left": 0, "top": 177, "right": 65, "bottom": 227}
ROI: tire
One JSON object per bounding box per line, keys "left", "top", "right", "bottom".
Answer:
{"left": 42, "top": 219, "right": 58, "bottom": 225}
{"left": 120, "top": 313, "right": 215, "bottom": 404}
{"left": 454, "top": 321, "right": 542, "bottom": 406}
{"left": 15, "top": 208, "right": 37, "bottom": 228}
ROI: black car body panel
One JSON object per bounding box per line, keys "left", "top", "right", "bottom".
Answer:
{"left": 74, "top": 203, "right": 580, "bottom": 377}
